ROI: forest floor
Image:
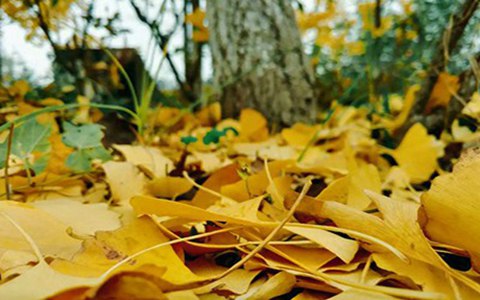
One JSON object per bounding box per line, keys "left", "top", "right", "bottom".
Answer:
{"left": 1, "top": 95, "right": 480, "bottom": 299}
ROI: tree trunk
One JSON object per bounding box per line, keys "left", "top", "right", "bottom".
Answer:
{"left": 207, "top": 0, "right": 318, "bottom": 126}
{"left": 184, "top": 0, "right": 203, "bottom": 100}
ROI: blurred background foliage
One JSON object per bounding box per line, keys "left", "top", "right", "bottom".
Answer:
{"left": 1, "top": 0, "right": 479, "bottom": 113}
{"left": 297, "top": 0, "right": 480, "bottom": 108}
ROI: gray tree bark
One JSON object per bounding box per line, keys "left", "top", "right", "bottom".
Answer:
{"left": 207, "top": 0, "right": 318, "bottom": 126}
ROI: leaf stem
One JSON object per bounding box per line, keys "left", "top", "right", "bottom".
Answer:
{"left": 0, "top": 103, "right": 140, "bottom": 134}
{"left": 24, "top": 160, "right": 33, "bottom": 187}
{"left": 0, "top": 212, "right": 46, "bottom": 264}
{"left": 4, "top": 124, "right": 14, "bottom": 200}
{"left": 217, "top": 179, "right": 313, "bottom": 279}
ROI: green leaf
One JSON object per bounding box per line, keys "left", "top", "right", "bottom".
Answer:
{"left": 203, "top": 128, "right": 224, "bottom": 145}
{"left": 62, "top": 122, "right": 106, "bottom": 149}
{"left": 66, "top": 147, "right": 111, "bottom": 173}
{"left": 222, "top": 127, "right": 239, "bottom": 136}
{"left": 202, "top": 127, "right": 239, "bottom": 145}
{"left": 180, "top": 136, "right": 198, "bottom": 145}
{"left": 0, "top": 119, "right": 51, "bottom": 174}
{"left": 61, "top": 122, "right": 111, "bottom": 172}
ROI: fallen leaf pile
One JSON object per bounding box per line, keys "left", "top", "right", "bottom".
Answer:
{"left": 1, "top": 101, "right": 480, "bottom": 299}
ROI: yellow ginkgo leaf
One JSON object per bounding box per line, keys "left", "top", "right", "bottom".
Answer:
{"left": 0, "top": 210, "right": 100, "bottom": 300}
{"left": 190, "top": 163, "right": 241, "bottom": 208}
{"left": 296, "top": 8, "right": 335, "bottom": 31}
{"left": 113, "top": 145, "right": 174, "bottom": 177}
{"left": 9, "top": 80, "right": 30, "bottom": 98}
{"left": 0, "top": 260, "right": 98, "bottom": 300}
{"left": 285, "top": 225, "right": 359, "bottom": 263}
{"left": 317, "top": 163, "right": 381, "bottom": 209}
{"left": 346, "top": 164, "right": 382, "bottom": 209}
{"left": 421, "top": 151, "right": 480, "bottom": 270}
{"left": 451, "top": 119, "right": 479, "bottom": 142}
{"left": 321, "top": 191, "right": 480, "bottom": 294}
{"left": 462, "top": 91, "right": 480, "bottom": 120}
{"left": 31, "top": 199, "right": 121, "bottom": 236}
{"left": 328, "top": 289, "right": 397, "bottom": 300}
{"left": 373, "top": 253, "right": 480, "bottom": 299}
{"left": 239, "top": 108, "right": 269, "bottom": 142}
{"left": 0, "top": 201, "right": 81, "bottom": 261}
{"left": 102, "top": 161, "right": 148, "bottom": 206}
{"left": 193, "top": 267, "right": 261, "bottom": 295}
{"left": 195, "top": 102, "right": 221, "bottom": 126}
{"left": 52, "top": 217, "right": 204, "bottom": 286}
{"left": 247, "top": 271, "right": 296, "bottom": 300}
{"left": 386, "top": 85, "right": 420, "bottom": 130}
{"left": 185, "top": 8, "right": 206, "bottom": 29}
{"left": 281, "top": 123, "right": 319, "bottom": 148}
{"left": 221, "top": 160, "right": 291, "bottom": 201}
{"left": 146, "top": 177, "right": 193, "bottom": 199}
{"left": 392, "top": 123, "right": 443, "bottom": 183}
{"left": 45, "top": 133, "right": 73, "bottom": 175}
{"left": 316, "top": 176, "right": 349, "bottom": 203}
{"left": 426, "top": 72, "right": 460, "bottom": 112}
{"left": 192, "top": 29, "right": 209, "bottom": 42}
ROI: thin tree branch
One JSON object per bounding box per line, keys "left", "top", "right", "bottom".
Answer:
{"left": 33, "top": 0, "right": 58, "bottom": 53}
{"left": 184, "top": 0, "right": 203, "bottom": 98}
{"left": 445, "top": 52, "right": 480, "bottom": 129}
{"left": 32, "top": 0, "right": 78, "bottom": 77}
{"left": 397, "top": 0, "right": 480, "bottom": 138}
{"left": 129, "top": 0, "right": 195, "bottom": 101}
{"left": 374, "top": 0, "right": 382, "bottom": 28}
{"left": 4, "top": 124, "right": 14, "bottom": 200}
{"left": 81, "top": 2, "right": 95, "bottom": 50}
{"left": 413, "top": 0, "right": 479, "bottom": 116}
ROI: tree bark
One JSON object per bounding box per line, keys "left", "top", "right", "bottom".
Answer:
{"left": 184, "top": 0, "right": 203, "bottom": 99}
{"left": 207, "top": 0, "right": 318, "bottom": 126}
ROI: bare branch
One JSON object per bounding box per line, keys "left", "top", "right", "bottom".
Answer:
{"left": 129, "top": 0, "right": 194, "bottom": 101}
{"left": 374, "top": 0, "right": 382, "bottom": 29}
{"left": 397, "top": 0, "right": 480, "bottom": 138}
{"left": 33, "top": 0, "right": 59, "bottom": 53}
{"left": 445, "top": 53, "right": 480, "bottom": 129}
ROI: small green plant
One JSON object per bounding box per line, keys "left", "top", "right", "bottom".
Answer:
{"left": 61, "top": 122, "right": 111, "bottom": 172}
{"left": 0, "top": 117, "right": 112, "bottom": 176}
{"left": 202, "top": 127, "right": 238, "bottom": 145}
{"left": 0, "top": 119, "right": 51, "bottom": 175}
{"left": 180, "top": 126, "right": 239, "bottom": 147}
{"left": 0, "top": 102, "right": 136, "bottom": 177}
{"left": 180, "top": 136, "right": 198, "bottom": 145}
